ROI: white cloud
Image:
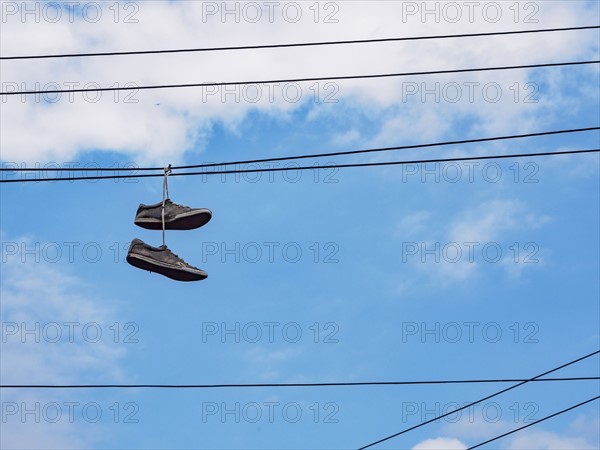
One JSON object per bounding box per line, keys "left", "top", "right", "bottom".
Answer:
{"left": 0, "top": 408, "right": 90, "bottom": 450}
{"left": 0, "top": 233, "right": 129, "bottom": 448}
{"left": 442, "top": 413, "right": 600, "bottom": 450}
{"left": 442, "top": 412, "right": 519, "bottom": 441}
{"left": 542, "top": 151, "right": 600, "bottom": 179}
{"left": 1, "top": 246, "right": 126, "bottom": 384}
{"left": 568, "top": 414, "right": 600, "bottom": 447}
{"left": 442, "top": 199, "right": 549, "bottom": 283}
{"left": 395, "top": 199, "right": 550, "bottom": 285}
{"left": 395, "top": 211, "right": 432, "bottom": 238}
{"left": 331, "top": 128, "right": 361, "bottom": 147}
{"left": 1, "top": 1, "right": 598, "bottom": 164}
{"left": 412, "top": 437, "right": 467, "bottom": 450}
{"left": 448, "top": 199, "right": 550, "bottom": 244}
{"left": 507, "top": 429, "right": 597, "bottom": 450}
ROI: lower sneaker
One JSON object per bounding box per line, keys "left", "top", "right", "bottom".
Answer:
{"left": 134, "top": 199, "right": 212, "bottom": 230}
{"left": 126, "top": 238, "right": 207, "bottom": 281}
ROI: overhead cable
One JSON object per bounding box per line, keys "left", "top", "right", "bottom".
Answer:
{"left": 467, "top": 395, "right": 600, "bottom": 450}
{"left": 357, "top": 349, "right": 599, "bottom": 450}
{"left": 2, "top": 376, "right": 597, "bottom": 390}
{"left": 2, "top": 127, "right": 597, "bottom": 173}
{"left": 1, "top": 148, "right": 598, "bottom": 183}
{"left": 1, "top": 61, "right": 598, "bottom": 96}
{"left": 2, "top": 26, "right": 597, "bottom": 60}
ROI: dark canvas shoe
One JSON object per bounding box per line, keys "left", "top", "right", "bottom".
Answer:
{"left": 134, "top": 199, "right": 212, "bottom": 230}
{"left": 126, "top": 238, "right": 207, "bottom": 281}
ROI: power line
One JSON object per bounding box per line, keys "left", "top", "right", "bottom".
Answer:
{"left": 2, "top": 376, "right": 597, "bottom": 390}
{"left": 176, "top": 127, "right": 600, "bottom": 170}
{"left": 2, "top": 26, "right": 597, "bottom": 60}
{"left": 357, "top": 349, "right": 599, "bottom": 450}
{"left": 467, "top": 395, "right": 600, "bottom": 450}
{"left": 2, "top": 148, "right": 598, "bottom": 183}
{"left": 2, "top": 60, "right": 598, "bottom": 96}
{"left": 3, "top": 127, "right": 597, "bottom": 172}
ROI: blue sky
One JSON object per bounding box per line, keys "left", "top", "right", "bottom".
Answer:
{"left": 1, "top": 1, "right": 599, "bottom": 449}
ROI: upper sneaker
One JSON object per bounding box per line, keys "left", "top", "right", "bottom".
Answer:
{"left": 134, "top": 199, "right": 212, "bottom": 230}
{"left": 126, "top": 238, "right": 207, "bottom": 281}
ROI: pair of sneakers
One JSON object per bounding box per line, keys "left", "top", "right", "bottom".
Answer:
{"left": 126, "top": 199, "right": 212, "bottom": 281}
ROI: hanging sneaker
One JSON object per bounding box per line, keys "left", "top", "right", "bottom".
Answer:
{"left": 134, "top": 199, "right": 212, "bottom": 230}
{"left": 126, "top": 238, "right": 207, "bottom": 281}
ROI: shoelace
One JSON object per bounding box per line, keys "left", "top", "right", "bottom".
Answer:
{"left": 165, "top": 247, "right": 179, "bottom": 259}
{"left": 167, "top": 199, "right": 191, "bottom": 211}
{"left": 162, "top": 165, "right": 171, "bottom": 246}
{"left": 158, "top": 245, "right": 183, "bottom": 263}
{"left": 164, "top": 247, "right": 194, "bottom": 268}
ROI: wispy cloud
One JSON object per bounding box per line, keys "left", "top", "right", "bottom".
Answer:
{"left": 1, "top": 233, "right": 129, "bottom": 448}
{"left": 395, "top": 199, "right": 550, "bottom": 285}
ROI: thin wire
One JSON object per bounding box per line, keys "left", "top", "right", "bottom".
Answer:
{"left": 2, "top": 61, "right": 598, "bottom": 96}
{"left": 2, "top": 26, "right": 597, "bottom": 60}
{"left": 175, "top": 127, "right": 600, "bottom": 170}
{"left": 1, "top": 148, "right": 598, "bottom": 184}
{"left": 1, "top": 376, "right": 597, "bottom": 390}
{"left": 467, "top": 395, "right": 600, "bottom": 450}
{"left": 161, "top": 164, "right": 171, "bottom": 247}
{"left": 2, "top": 127, "right": 596, "bottom": 172}
{"left": 357, "top": 349, "right": 599, "bottom": 450}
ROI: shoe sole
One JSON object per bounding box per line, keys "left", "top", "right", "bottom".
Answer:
{"left": 135, "top": 210, "right": 212, "bottom": 230}
{"left": 126, "top": 253, "right": 207, "bottom": 281}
